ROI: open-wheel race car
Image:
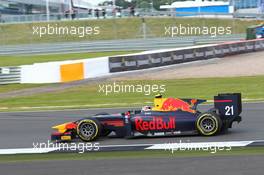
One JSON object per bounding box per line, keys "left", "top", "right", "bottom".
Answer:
{"left": 51, "top": 93, "right": 242, "bottom": 142}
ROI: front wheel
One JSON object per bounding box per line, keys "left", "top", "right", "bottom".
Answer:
{"left": 77, "top": 119, "right": 101, "bottom": 141}
{"left": 196, "top": 112, "right": 222, "bottom": 136}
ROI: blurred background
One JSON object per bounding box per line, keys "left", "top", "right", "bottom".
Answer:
{"left": 0, "top": 0, "right": 263, "bottom": 46}
{"left": 0, "top": 0, "right": 262, "bottom": 23}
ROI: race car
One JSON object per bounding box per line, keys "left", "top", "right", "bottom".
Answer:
{"left": 51, "top": 93, "right": 242, "bottom": 142}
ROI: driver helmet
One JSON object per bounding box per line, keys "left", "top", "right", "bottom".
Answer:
{"left": 155, "top": 94, "right": 162, "bottom": 98}
{"left": 141, "top": 106, "right": 152, "bottom": 111}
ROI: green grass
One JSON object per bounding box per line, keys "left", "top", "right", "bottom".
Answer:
{"left": 0, "top": 17, "right": 261, "bottom": 45}
{"left": 1, "top": 147, "right": 264, "bottom": 163}
{"left": 0, "top": 76, "right": 264, "bottom": 111}
{"left": 0, "top": 51, "right": 137, "bottom": 67}
{"left": 0, "top": 84, "right": 45, "bottom": 94}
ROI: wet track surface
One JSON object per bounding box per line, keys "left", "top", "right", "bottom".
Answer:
{"left": 0, "top": 103, "right": 263, "bottom": 149}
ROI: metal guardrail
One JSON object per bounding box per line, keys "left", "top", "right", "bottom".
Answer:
{"left": 0, "top": 67, "right": 21, "bottom": 85}
{"left": 0, "top": 34, "right": 246, "bottom": 55}
{"left": 108, "top": 39, "right": 264, "bottom": 72}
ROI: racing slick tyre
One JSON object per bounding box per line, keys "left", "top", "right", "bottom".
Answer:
{"left": 77, "top": 118, "right": 101, "bottom": 141}
{"left": 196, "top": 112, "right": 222, "bottom": 136}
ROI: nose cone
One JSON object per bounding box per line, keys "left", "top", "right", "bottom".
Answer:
{"left": 52, "top": 123, "right": 69, "bottom": 133}
{"left": 52, "top": 122, "right": 77, "bottom": 133}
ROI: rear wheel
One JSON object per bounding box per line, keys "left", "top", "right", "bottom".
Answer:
{"left": 77, "top": 119, "right": 101, "bottom": 141}
{"left": 196, "top": 112, "right": 222, "bottom": 136}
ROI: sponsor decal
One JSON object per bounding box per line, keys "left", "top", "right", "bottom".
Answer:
{"left": 161, "top": 98, "right": 197, "bottom": 113}
{"left": 135, "top": 117, "right": 175, "bottom": 131}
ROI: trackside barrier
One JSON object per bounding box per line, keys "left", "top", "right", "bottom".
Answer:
{"left": 1, "top": 39, "right": 264, "bottom": 84}
{"left": 108, "top": 39, "right": 264, "bottom": 73}
{"left": 20, "top": 57, "right": 109, "bottom": 84}
{"left": 0, "top": 67, "right": 21, "bottom": 85}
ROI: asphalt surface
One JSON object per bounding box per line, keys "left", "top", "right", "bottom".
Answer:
{"left": 0, "top": 102, "right": 263, "bottom": 149}
{"left": 0, "top": 155, "right": 263, "bottom": 175}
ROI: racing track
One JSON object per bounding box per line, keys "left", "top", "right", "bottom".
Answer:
{"left": 0, "top": 102, "right": 263, "bottom": 149}
{"left": 1, "top": 155, "right": 264, "bottom": 175}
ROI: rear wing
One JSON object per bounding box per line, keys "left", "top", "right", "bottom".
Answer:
{"left": 214, "top": 93, "right": 242, "bottom": 117}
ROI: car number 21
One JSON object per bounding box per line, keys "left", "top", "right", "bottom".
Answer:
{"left": 225, "top": 105, "right": 234, "bottom": 116}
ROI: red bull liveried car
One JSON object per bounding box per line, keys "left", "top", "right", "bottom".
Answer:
{"left": 51, "top": 93, "right": 242, "bottom": 142}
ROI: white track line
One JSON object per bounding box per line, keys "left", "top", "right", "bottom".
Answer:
{"left": 0, "top": 140, "right": 263, "bottom": 155}
{"left": 145, "top": 141, "right": 254, "bottom": 150}
{"left": 0, "top": 148, "right": 58, "bottom": 155}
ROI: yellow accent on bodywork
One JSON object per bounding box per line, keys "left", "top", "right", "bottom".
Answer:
{"left": 52, "top": 122, "right": 71, "bottom": 133}
{"left": 61, "top": 136, "right": 71, "bottom": 141}
{"left": 153, "top": 98, "right": 167, "bottom": 111}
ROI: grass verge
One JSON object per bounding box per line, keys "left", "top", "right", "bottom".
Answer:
{"left": 0, "top": 76, "right": 264, "bottom": 111}
{"left": 0, "top": 17, "right": 261, "bottom": 45}
{"left": 0, "top": 51, "right": 137, "bottom": 67}
{"left": 0, "top": 147, "right": 264, "bottom": 163}
{"left": 0, "top": 84, "right": 46, "bottom": 94}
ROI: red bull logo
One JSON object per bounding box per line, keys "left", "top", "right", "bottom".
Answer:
{"left": 161, "top": 98, "right": 197, "bottom": 113}
{"left": 135, "top": 117, "right": 175, "bottom": 131}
